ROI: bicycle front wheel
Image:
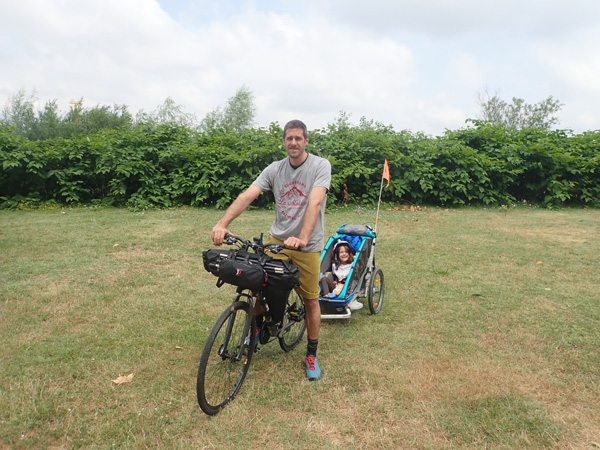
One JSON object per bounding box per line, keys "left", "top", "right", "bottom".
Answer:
{"left": 279, "top": 290, "right": 307, "bottom": 352}
{"left": 197, "top": 301, "right": 256, "bottom": 415}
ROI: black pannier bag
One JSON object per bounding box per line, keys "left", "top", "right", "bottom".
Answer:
{"left": 262, "top": 258, "right": 300, "bottom": 290}
{"left": 262, "top": 258, "right": 301, "bottom": 323}
{"left": 263, "top": 287, "right": 291, "bottom": 323}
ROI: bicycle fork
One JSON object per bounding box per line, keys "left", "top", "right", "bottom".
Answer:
{"left": 219, "top": 295, "right": 256, "bottom": 362}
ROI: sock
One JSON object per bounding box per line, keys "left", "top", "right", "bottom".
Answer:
{"left": 307, "top": 338, "right": 319, "bottom": 357}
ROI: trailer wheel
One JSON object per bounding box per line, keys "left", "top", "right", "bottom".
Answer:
{"left": 367, "top": 268, "right": 384, "bottom": 314}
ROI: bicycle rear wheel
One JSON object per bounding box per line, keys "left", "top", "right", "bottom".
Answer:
{"left": 197, "top": 301, "right": 256, "bottom": 415}
{"left": 279, "top": 290, "right": 307, "bottom": 352}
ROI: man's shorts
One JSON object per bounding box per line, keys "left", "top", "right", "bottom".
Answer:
{"left": 265, "top": 236, "right": 321, "bottom": 300}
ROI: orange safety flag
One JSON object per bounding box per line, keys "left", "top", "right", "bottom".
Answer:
{"left": 382, "top": 159, "right": 390, "bottom": 188}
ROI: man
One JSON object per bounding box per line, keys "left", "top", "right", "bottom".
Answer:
{"left": 212, "top": 119, "right": 331, "bottom": 381}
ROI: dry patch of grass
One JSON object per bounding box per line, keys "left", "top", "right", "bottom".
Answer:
{"left": 496, "top": 226, "right": 591, "bottom": 244}
{"left": 1, "top": 206, "right": 599, "bottom": 449}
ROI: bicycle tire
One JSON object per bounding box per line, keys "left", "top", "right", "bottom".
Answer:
{"left": 197, "top": 301, "right": 256, "bottom": 415}
{"left": 278, "top": 290, "right": 307, "bottom": 352}
{"left": 368, "top": 267, "right": 384, "bottom": 314}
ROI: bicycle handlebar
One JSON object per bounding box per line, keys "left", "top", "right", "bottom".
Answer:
{"left": 223, "top": 233, "right": 243, "bottom": 246}
{"left": 265, "top": 243, "right": 286, "bottom": 253}
{"left": 223, "top": 233, "right": 287, "bottom": 255}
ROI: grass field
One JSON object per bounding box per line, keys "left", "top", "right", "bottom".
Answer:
{"left": 1, "top": 205, "right": 599, "bottom": 449}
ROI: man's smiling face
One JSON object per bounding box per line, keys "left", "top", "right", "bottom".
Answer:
{"left": 283, "top": 127, "right": 308, "bottom": 163}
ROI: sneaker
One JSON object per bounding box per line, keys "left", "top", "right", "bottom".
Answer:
{"left": 349, "top": 299, "right": 363, "bottom": 311}
{"left": 305, "top": 356, "right": 321, "bottom": 381}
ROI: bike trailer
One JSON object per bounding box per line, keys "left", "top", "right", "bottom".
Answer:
{"left": 319, "top": 224, "right": 383, "bottom": 319}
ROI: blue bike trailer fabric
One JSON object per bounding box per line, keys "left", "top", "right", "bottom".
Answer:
{"left": 319, "top": 231, "right": 373, "bottom": 306}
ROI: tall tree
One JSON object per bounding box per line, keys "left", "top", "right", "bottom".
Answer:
{"left": 32, "top": 99, "right": 62, "bottom": 140}
{"left": 135, "top": 97, "right": 196, "bottom": 128}
{"left": 63, "top": 102, "right": 132, "bottom": 136}
{"left": 1, "top": 89, "right": 37, "bottom": 136}
{"left": 2, "top": 90, "right": 133, "bottom": 139}
{"left": 476, "top": 90, "right": 563, "bottom": 130}
{"left": 200, "top": 85, "right": 256, "bottom": 133}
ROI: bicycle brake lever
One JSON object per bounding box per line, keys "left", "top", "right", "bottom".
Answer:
{"left": 224, "top": 234, "right": 237, "bottom": 245}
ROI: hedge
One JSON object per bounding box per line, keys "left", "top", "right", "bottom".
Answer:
{"left": 1, "top": 121, "right": 598, "bottom": 209}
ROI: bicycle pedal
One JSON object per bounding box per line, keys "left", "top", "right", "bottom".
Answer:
{"left": 288, "top": 311, "right": 303, "bottom": 322}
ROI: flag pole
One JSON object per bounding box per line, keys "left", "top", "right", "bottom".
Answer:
{"left": 375, "top": 159, "right": 390, "bottom": 236}
{"left": 374, "top": 174, "right": 385, "bottom": 236}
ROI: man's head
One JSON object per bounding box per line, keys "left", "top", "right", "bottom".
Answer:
{"left": 283, "top": 119, "right": 309, "bottom": 162}
{"left": 283, "top": 119, "right": 308, "bottom": 140}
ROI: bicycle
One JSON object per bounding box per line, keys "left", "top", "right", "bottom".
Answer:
{"left": 196, "top": 233, "right": 307, "bottom": 416}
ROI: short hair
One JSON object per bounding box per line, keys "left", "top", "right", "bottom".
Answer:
{"left": 283, "top": 120, "right": 308, "bottom": 140}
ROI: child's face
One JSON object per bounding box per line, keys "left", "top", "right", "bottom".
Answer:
{"left": 337, "top": 246, "right": 352, "bottom": 264}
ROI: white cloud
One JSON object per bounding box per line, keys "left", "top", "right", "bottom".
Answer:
{"left": 1, "top": 0, "right": 599, "bottom": 134}
{"left": 538, "top": 30, "right": 600, "bottom": 96}
{"left": 533, "top": 27, "right": 600, "bottom": 130}
{"left": 300, "top": 0, "right": 600, "bottom": 39}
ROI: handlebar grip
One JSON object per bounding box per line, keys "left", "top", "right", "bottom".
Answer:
{"left": 265, "top": 243, "right": 285, "bottom": 254}
{"left": 223, "top": 233, "right": 238, "bottom": 245}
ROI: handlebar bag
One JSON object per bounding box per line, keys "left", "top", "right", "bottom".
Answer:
{"left": 203, "top": 249, "right": 266, "bottom": 291}
{"left": 203, "top": 249, "right": 300, "bottom": 291}
{"left": 218, "top": 258, "right": 266, "bottom": 291}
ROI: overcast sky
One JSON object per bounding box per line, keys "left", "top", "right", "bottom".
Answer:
{"left": 1, "top": 0, "right": 599, "bottom": 135}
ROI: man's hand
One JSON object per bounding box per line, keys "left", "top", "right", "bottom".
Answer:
{"left": 212, "top": 225, "right": 230, "bottom": 246}
{"left": 210, "top": 184, "right": 263, "bottom": 246}
{"left": 284, "top": 236, "right": 307, "bottom": 250}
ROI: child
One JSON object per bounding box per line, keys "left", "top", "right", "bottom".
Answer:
{"left": 320, "top": 241, "right": 363, "bottom": 310}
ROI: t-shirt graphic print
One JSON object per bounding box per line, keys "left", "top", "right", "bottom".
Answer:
{"left": 279, "top": 181, "right": 308, "bottom": 221}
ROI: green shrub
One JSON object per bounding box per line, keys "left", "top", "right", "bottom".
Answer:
{"left": 1, "top": 121, "right": 599, "bottom": 209}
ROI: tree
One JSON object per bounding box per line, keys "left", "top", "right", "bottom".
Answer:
{"left": 64, "top": 102, "right": 133, "bottom": 136}
{"left": 200, "top": 85, "right": 256, "bottom": 133}
{"left": 1, "top": 90, "right": 134, "bottom": 139}
{"left": 1, "top": 89, "right": 37, "bottom": 136}
{"left": 476, "top": 90, "right": 563, "bottom": 130}
{"left": 32, "top": 99, "right": 62, "bottom": 140}
{"left": 135, "top": 97, "right": 197, "bottom": 128}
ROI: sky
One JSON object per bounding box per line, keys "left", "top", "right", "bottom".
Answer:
{"left": 1, "top": 0, "right": 599, "bottom": 136}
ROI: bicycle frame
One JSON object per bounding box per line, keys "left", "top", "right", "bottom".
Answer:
{"left": 228, "top": 285, "right": 305, "bottom": 350}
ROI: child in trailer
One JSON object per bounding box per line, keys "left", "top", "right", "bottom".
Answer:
{"left": 320, "top": 241, "right": 363, "bottom": 310}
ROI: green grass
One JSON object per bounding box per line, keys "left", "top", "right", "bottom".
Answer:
{"left": 1, "top": 205, "right": 599, "bottom": 449}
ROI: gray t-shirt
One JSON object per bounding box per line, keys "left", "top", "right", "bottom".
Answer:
{"left": 253, "top": 153, "right": 331, "bottom": 252}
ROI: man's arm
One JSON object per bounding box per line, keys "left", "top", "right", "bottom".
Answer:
{"left": 284, "top": 186, "right": 328, "bottom": 249}
{"left": 212, "top": 184, "right": 262, "bottom": 245}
